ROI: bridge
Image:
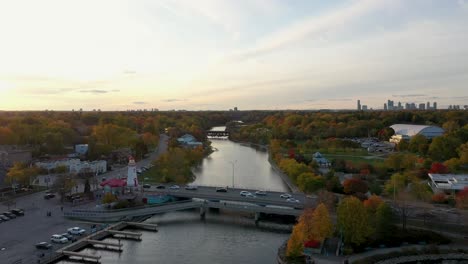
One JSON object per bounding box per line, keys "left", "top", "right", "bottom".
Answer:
{"left": 206, "top": 130, "right": 230, "bottom": 137}
{"left": 64, "top": 185, "right": 314, "bottom": 222}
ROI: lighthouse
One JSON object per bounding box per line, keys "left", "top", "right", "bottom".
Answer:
{"left": 127, "top": 156, "right": 138, "bottom": 187}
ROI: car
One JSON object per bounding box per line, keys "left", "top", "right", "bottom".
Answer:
{"left": 169, "top": 185, "right": 180, "bottom": 190}
{"left": 286, "top": 198, "right": 300, "bottom": 203}
{"left": 185, "top": 185, "right": 198, "bottom": 190}
{"left": 0, "top": 214, "right": 10, "bottom": 221}
{"left": 255, "top": 190, "right": 267, "bottom": 196}
{"left": 216, "top": 187, "right": 227, "bottom": 192}
{"left": 35, "top": 242, "right": 52, "bottom": 250}
{"left": 51, "top": 234, "right": 68, "bottom": 244}
{"left": 61, "top": 233, "right": 76, "bottom": 242}
{"left": 240, "top": 191, "right": 250, "bottom": 196}
{"left": 137, "top": 169, "right": 143, "bottom": 174}
{"left": 10, "top": 209, "right": 24, "bottom": 216}
{"left": 155, "top": 185, "right": 166, "bottom": 189}
{"left": 67, "top": 227, "right": 86, "bottom": 235}
{"left": 245, "top": 193, "right": 256, "bottom": 198}
{"left": 3, "top": 212, "right": 16, "bottom": 219}
{"left": 143, "top": 184, "right": 151, "bottom": 189}
{"left": 44, "top": 193, "right": 55, "bottom": 199}
{"left": 280, "top": 194, "right": 292, "bottom": 199}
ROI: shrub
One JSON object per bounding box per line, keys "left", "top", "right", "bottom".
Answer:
{"left": 431, "top": 193, "right": 447, "bottom": 203}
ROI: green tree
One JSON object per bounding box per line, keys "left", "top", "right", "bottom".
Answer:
{"left": 375, "top": 203, "right": 395, "bottom": 240}
{"left": 408, "top": 134, "right": 428, "bottom": 155}
{"left": 428, "top": 136, "right": 461, "bottom": 161}
{"left": 337, "top": 196, "right": 373, "bottom": 246}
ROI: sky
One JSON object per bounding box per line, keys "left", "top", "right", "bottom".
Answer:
{"left": 0, "top": 0, "right": 467, "bottom": 111}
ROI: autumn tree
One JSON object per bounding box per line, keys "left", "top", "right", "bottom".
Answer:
{"left": 287, "top": 220, "right": 305, "bottom": 257}
{"left": 429, "top": 162, "right": 449, "bottom": 174}
{"left": 363, "top": 195, "right": 384, "bottom": 214}
{"left": 337, "top": 196, "right": 373, "bottom": 246}
{"left": 297, "top": 172, "right": 325, "bottom": 193}
{"left": 408, "top": 134, "right": 429, "bottom": 155}
{"left": 310, "top": 203, "right": 333, "bottom": 242}
{"left": 456, "top": 187, "right": 468, "bottom": 209}
{"left": 343, "top": 178, "right": 368, "bottom": 195}
{"left": 5, "top": 162, "right": 40, "bottom": 186}
{"left": 51, "top": 175, "right": 77, "bottom": 202}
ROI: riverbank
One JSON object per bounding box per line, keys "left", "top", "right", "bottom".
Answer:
{"left": 226, "top": 138, "right": 301, "bottom": 193}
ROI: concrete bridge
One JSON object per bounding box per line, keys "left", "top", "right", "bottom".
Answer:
{"left": 206, "top": 130, "right": 230, "bottom": 137}
{"left": 64, "top": 185, "right": 313, "bottom": 222}
{"left": 64, "top": 199, "right": 303, "bottom": 222}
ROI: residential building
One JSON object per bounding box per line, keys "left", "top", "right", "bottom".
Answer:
{"left": 75, "top": 144, "right": 88, "bottom": 155}
{"left": 177, "top": 134, "right": 203, "bottom": 148}
{"left": 312, "top": 152, "right": 331, "bottom": 167}
{"left": 35, "top": 158, "right": 107, "bottom": 175}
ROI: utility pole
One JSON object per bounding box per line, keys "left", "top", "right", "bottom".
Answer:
{"left": 229, "top": 160, "right": 237, "bottom": 188}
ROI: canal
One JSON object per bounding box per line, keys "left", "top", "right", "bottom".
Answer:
{"left": 59, "top": 128, "right": 291, "bottom": 264}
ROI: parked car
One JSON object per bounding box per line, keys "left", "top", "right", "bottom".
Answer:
{"left": 67, "top": 227, "right": 86, "bottom": 235}
{"left": 3, "top": 212, "right": 16, "bottom": 218}
{"left": 61, "top": 233, "right": 76, "bottom": 242}
{"left": 155, "top": 185, "right": 166, "bottom": 189}
{"left": 185, "top": 185, "right": 198, "bottom": 190}
{"left": 10, "top": 209, "right": 24, "bottom": 216}
{"left": 280, "top": 194, "right": 292, "bottom": 199}
{"left": 0, "top": 214, "right": 10, "bottom": 221}
{"left": 143, "top": 184, "right": 151, "bottom": 189}
{"left": 44, "top": 193, "right": 55, "bottom": 199}
{"left": 51, "top": 234, "right": 68, "bottom": 244}
{"left": 169, "top": 185, "right": 180, "bottom": 190}
{"left": 255, "top": 190, "right": 267, "bottom": 196}
{"left": 216, "top": 187, "right": 227, "bottom": 192}
{"left": 35, "top": 242, "right": 52, "bottom": 250}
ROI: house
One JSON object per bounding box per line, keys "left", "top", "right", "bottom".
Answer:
{"left": 428, "top": 173, "right": 468, "bottom": 194}
{"left": 75, "top": 144, "right": 89, "bottom": 155}
{"left": 177, "top": 134, "right": 196, "bottom": 144}
{"left": 177, "top": 134, "right": 203, "bottom": 148}
{"left": 35, "top": 158, "right": 107, "bottom": 175}
{"left": 313, "top": 152, "right": 331, "bottom": 167}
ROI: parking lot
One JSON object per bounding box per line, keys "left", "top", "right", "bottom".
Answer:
{"left": 0, "top": 190, "right": 93, "bottom": 264}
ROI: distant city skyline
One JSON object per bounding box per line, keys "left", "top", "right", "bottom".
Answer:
{"left": 1, "top": 0, "right": 468, "bottom": 111}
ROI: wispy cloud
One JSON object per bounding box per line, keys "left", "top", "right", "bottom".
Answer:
{"left": 79, "top": 89, "right": 108, "bottom": 94}
{"left": 392, "top": 94, "right": 425, "bottom": 98}
{"left": 162, "top": 98, "right": 187, "bottom": 102}
{"left": 228, "top": 0, "right": 395, "bottom": 60}
{"left": 133, "top": 101, "right": 146, "bottom": 105}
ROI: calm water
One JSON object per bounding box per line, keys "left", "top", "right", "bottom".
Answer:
{"left": 59, "top": 128, "right": 290, "bottom": 264}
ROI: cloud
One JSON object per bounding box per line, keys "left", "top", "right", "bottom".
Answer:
{"left": 228, "top": 0, "right": 395, "bottom": 60}
{"left": 133, "top": 101, "right": 146, "bottom": 105}
{"left": 79, "top": 89, "right": 108, "bottom": 94}
{"left": 392, "top": 94, "right": 425, "bottom": 98}
{"left": 162, "top": 98, "right": 187, "bottom": 102}
{"left": 327, "top": 98, "right": 352, "bottom": 101}
{"left": 79, "top": 89, "right": 120, "bottom": 94}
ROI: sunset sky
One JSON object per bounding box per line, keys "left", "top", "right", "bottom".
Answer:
{"left": 0, "top": 0, "right": 467, "bottom": 111}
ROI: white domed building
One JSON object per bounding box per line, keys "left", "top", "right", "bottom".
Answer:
{"left": 389, "top": 124, "right": 444, "bottom": 143}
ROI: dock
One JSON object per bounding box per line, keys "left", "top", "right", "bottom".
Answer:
{"left": 108, "top": 230, "right": 142, "bottom": 241}
{"left": 61, "top": 250, "right": 101, "bottom": 263}
{"left": 125, "top": 221, "right": 158, "bottom": 231}
{"left": 86, "top": 239, "right": 123, "bottom": 252}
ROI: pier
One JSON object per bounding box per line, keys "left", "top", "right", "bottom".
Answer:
{"left": 108, "top": 230, "right": 143, "bottom": 241}
{"left": 61, "top": 251, "right": 101, "bottom": 263}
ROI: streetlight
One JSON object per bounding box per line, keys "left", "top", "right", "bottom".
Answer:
{"left": 228, "top": 160, "right": 237, "bottom": 188}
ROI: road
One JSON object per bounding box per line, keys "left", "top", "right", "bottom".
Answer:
{"left": 144, "top": 185, "right": 316, "bottom": 208}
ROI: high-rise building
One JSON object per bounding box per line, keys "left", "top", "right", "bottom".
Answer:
{"left": 398, "top": 102, "right": 402, "bottom": 109}
{"left": 419, "top": 103, "right": 425, "bottom": 110}
{"left": 433, "top": 102, "right": 437, "bottom": 110}
{"left": 362, "top": 105, "right": 368, "bottom": 111}
{"left": 357, "top": 100, "right": 361, "bottom": 111}
{"left": 427, "top": 102, "right": 430, "bottom": 110}
{"left": 384, "top": 103, "right": 387, "bottom": 110}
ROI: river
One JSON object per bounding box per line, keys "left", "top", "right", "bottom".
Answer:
{"left": 59, "top": 128, "right": 291, "bottom": 264}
